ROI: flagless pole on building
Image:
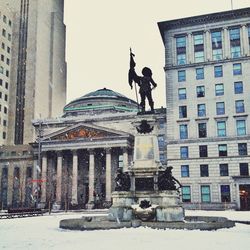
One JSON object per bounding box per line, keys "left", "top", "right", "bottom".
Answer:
{"left": 231, "top": 0, "right": 234, "bottom": 10}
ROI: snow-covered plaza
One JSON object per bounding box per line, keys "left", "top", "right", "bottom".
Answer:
{"left": 0, "top": 210, "right": 249, "bottom": 250}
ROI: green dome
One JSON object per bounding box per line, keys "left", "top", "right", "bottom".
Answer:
{"left": 63, "top": 88, "right": 138, "bottom": 116}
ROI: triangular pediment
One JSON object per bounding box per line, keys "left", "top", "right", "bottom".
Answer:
{"left": 42, "top": 123, "right": 131, "bottom": 141}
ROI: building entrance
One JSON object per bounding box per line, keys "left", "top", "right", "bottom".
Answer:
{"left": 239, "top": 185, "right": 250, "bottom": 210}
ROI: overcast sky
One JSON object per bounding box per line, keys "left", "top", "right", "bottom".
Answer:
{"left": 64, "top": 0, "right": 249, "bottom": 108}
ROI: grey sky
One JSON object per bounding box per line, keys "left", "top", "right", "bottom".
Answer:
{"left": 64, "top": 0, "right": 249, "bottom": 108}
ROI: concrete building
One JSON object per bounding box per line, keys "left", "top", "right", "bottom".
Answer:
{"left": 3, "top": 0, "right": 67, "bottom": 145}
{"left": 0, "top": 2, "right": 13, "bottom": 145}
{"left": 0, "top": 88, "right": 166, "bottom": 209}
{"left": 158, "top": 8, "right": 250, "bottom": 210}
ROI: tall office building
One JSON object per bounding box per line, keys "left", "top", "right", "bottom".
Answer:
{"left": 0, "top": 2, "right": 13, "bottom": 145}
{"left": 159, "top": 8, "right": 250, "bottom": 210}
{"left": 2, "top": 0, "right": 66, "bottom": 145}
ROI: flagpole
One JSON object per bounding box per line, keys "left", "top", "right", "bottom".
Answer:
{"left": 231, "top": 0, "right": 233, "bottom": 10}
{"left": 134, "top": 82, "right": 140, "bottom": 112}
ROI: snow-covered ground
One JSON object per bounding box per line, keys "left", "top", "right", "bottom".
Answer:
{"left": 0, "top": 210, "right": 250, "bottom": 250}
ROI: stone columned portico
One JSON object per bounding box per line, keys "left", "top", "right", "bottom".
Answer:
{"left": 33, "top": 123, "right": 133, "bottom": 209}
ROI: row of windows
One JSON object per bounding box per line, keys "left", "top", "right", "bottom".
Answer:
{"left": 178, "top": 82, "right": 245, "bottom": 100}
{"left": 180, "top": 163, "right": 249, "bottom": 178}
{"left": 182, "top": 185, "right": 231, "bottom": 203}
{"left": 0, "top": 13, "right": 12, "bottom": 27}
{"left": 0, "top": 92, "right": 8, "bottom": 101}
{"left": 0, "top": 66, "right": 9, "bottom": 77}
{"left": 180, "top": 143, "right": 248, "bottom": 159}
{"left": 1, "top": 42, "right": 11, "bottom": 53}
{"left": 179, "top": 100, "right": 246, "bottom": 119}
{"left": 0, "top": 79, "right": 8, "bottom": 89}
{"left": 176, "top": 26, "right": 250, "bottom": 65}
{"left": 0, "top": 54, "right": 10, "bottom": 65}
{"left": 179, "top": 119, "right": 247, "bottom": 139}
{"left": 178, "top": 63, "right": 242, "bottom": 82}
{"left": 1, "top": 29, "right": 11, "bottom": 41}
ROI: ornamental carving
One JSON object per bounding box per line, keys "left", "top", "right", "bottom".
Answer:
{"left": 54, "top": 127, "right": 108, "bottom": 140}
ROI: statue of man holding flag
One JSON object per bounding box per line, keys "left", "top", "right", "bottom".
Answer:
{"left": 128, "top": 49, "right": 157, "bottom": 114}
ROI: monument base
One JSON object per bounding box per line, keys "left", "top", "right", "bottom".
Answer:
{"left": 109, "top": 190, "right": 184, "bottom": 222}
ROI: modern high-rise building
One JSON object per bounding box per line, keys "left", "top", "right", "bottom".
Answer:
{"left": 2, "top": 0, "right": 67, "bottom": 145}
{"left": 0, "top": 2, "right": 13, "bottom": 145}
{"left": 159, "top": 8, "right": 250, "bottom": 210}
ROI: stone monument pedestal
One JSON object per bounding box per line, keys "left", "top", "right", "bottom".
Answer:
{"left": 109, "top": 190, "right": 184, "bottom": 222}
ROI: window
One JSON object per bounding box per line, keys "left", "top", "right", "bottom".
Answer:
{"left": 5, "top": 82, "right": 8, "bottom": 89}
{"left": 158, "top": 135, "right": 166, "bottom": 150}
{"left": 199, "top": 145, "right": 208, "bottom": 157}
{"left": 215, "top": 84, "right": 224, "bottom": 96}
{"left": 196, "top": 68, "right": 204, "bottom": 80}
{"left": 178, "top": 88, "right": 186, "bottom": 100}
{"left": 181, "top": 165, "right": 189, "bottom": 177}
{"left": 7, "top": 47, "right": 10, "bottom": 53}
{"left": 238, "top": 143, "right": 247, "bottom": 156}
{"left": 3, "top": 131, "right": 6, "bottom": 139}
{"left": 180, "top": 146, "right": 188, "bottom": 159}
{"left": 216, "top": 102, "right": 225, "bottom": 115}
{"left": 3, "top": 15, "right": 6, "bottom": 23}
{"left": 159, "top": 153, "right": 166, "bottom": 164}
{"left": 230, "top": 28, "right": 241, "bottom": 58}
{"left": 2, "top": 29, "right": 6, "bottom": 37}
{"left": 220, "top": 164, "right": 229, "bottom": 176}
{"left": 200, "top": 164, "right": 209, "bottom": 177}
{"left": 214, "top": 65, "right": 223, "bottom": 77}
{"left": 3, "top": 120, "right": 7, "bottom": 126}
{"left": 1, "top": 42, "right": 4, "bottom": 49}
{"left": 1, "top": 55, "right": 4, "bottom": 61}
{"left": 176, "top": 36, "right": 186, "bottom": 65}
{"left": 182, "top": 186, "right": 191, "bottom": 202}
{"left": 4, "top": 106, "right": 7, "bottom": 114}
{"left": 201, "top": 185, "right": 211, "bottom": 202}
{"left": 7, "top": 34, "right": 11, "bottom": 41}
{"left": 221, "top": 185, "right": 231, "bottom": 202}
{"left": 0, "top": 79, "right": 2, "bottom": 85}
{"left": 4, "top": 94, "right": 7, "bottom": 101}
{"left": 196, "top": 86, "right": 205, "bottom": 97}
{"left": 211, "top": 31, "right": 223, "bottom": 60}
{"left": 6, "top": 58, "right": 10, "bottom": 65}
{"left": 236, "top": 120, "right": 246, "bottom": 136}
{"left": 235, "top": 100, "right": 245, "bottom": 113}
{"left": 233, "top": 63, "right": 242, "bottom": 75}
{"left": 6, "top": 70, "right": 9, "bottom": 77}
{"left": 179, "top": 106, "right": 187, "bottom": 118}
{"left": 217, "top": 121, "right": 226, "bottom": 137}
{"left": 194, "top": 33, "right": 204, "bottom": 63}
{"left": 198, "top": 123, "right": 207, "bottom": 138}
{"left": 0, "top": 66, "right": 3, "bottom": 74}
{"left": 8, "top": 20, "right": 12, "bottom": 27}
{"left": 218, "top": 144, "right": 227, "bottom": 156}
{"left": 180, "top": 124, "right": 188, "bottom": 139}
{"left": 178, "top": 70, "right": 186, "bottom": 82}
{"left": 197, "top": 104, "right": 206, "bottom": 117}
{"left": 234, "top": 81, "right": 243, "bottom": 94}
{"left": 240, "top": 163, "right": 249, "bottom": 176}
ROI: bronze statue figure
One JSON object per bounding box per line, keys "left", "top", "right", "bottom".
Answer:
{"left": 115, "top": 168, "right": 131, "bottom": 191}
{"left": 128, "top": 49, "right": 157, "bottom": 113}
{"left": 158, "top": 166, "right": 182, "bottom": 191}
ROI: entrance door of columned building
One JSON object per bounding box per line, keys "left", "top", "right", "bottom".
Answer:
{"left": 33, "top": 123, "right": 133, "bottom": 209}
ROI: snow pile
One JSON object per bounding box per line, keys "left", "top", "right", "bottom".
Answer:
{"left": 0, "top": 210, "right": 249, "bottom": 250}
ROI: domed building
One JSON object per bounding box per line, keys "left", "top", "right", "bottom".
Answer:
{"left": 63, "top": 88, "right": 139, "bottom": 117}
{"left": 0, "top": 88, "right": 166, "bottom": 210}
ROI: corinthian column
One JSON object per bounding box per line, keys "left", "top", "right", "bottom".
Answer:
{"left": 88, "top": 149, "right": 95, "bottom": 203}
{"left": 41, "top": 152, "right": 47, "bottom": 203}
{"left": 56, "top": 151, "right": 63, "bottom": 204}
{"left": 105, "top": 148, "right": 112, "bottom": 203}
{"left": 71, "top": 150, "right": 78, "bottom": 205}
